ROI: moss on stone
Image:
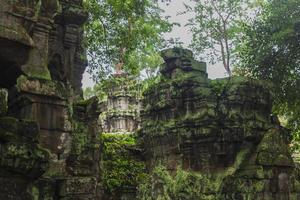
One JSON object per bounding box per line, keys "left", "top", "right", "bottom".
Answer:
{"left": 30, "top": 186, "right": 39, "bottom": 200}
{"left": 161, "top": 48, "right": 193, "bottom": 61}
{"left": 72, "top": 121, "right": 89, "bottom": 154}
{"left": 256, "top": 128, "right": 294, "bottom": 167}
{"left": 100, "top": 133, "right": 146, "bottom": 195}
{"left": 27, "top": 69, "right": 52, "bottom": 81}
{"left": 137, "top": 166, "right": 227, "bottom": 200}
{"left": 16, "top": 75, "right": 67, "bottom": 98}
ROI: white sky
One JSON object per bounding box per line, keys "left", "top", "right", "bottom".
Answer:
{"left": 82, "top": 0, "right": 227, "bottom": 88}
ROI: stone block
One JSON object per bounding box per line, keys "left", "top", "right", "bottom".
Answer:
{"left": 59, "top": 177, "right": 97, "bottom": 197}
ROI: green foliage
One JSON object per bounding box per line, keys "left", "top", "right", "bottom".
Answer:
{"left": 83, "top": 87, "right": 95, "bottom": 100}
{"left": 84, "top": 0, "right": 172, "bottom": 80}
{"left": 137, "top": 148, "right": 254, "bottom": 199}
{"left": 101, "top": 133, "right": 147, "bottom": 195}
{"left": 84, "top": 74, "right": 143, "bottom": 101}
{"left": 209, "top": 78, "right": 228, "bottom": 97}
{"left": 72, "top": 122, "right": 88, "bottom": 154}
{"left": 234, "top": 0, "right": 300, "bottom": 148}
{"left": 137, "top": 166, "right": 213, "bottom": 200}
{"left": 187, "top": 0, "right": 252, "bottom": 75}
{"left": 141, "top": 74, "right": 161, "bottom": 94}
{"left": 83, "top": 82, "right": 109, "bottom": 101}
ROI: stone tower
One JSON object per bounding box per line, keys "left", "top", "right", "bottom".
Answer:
{"left": 0, "top": 1, "right": 100, "bottom": 199}
{"left": 100, "top": 73, "right": 141, "bottom": 133}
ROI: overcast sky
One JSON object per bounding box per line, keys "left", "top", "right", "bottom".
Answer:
{"left": 81, "top": 0, "right": 227, "bottom": 88}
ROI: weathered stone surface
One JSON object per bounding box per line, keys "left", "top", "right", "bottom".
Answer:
{"left": 59, "top": 177, "right": 97, "bottom": 197}
{"left": 0, "top": 0, "right": 100, "bottom": 199}
{"left": 1, "top": 1, "right": 299, "bottom": 197}
{"left": 138, "top": 48, "right": 300, "bottom": 199}
{"left": 0, "top": 115, "right": 51, "bottom": 200}
{"left": 67, "top": 97, "right": 101, "bottom": 177}
{"left": 0, "top": 177, "right": 33, "bottom": 200}
{"left": 48, "top": 0, "right": 88, "bottom": 97}
{"left": 100, "top": 74, "right": 141, "bottom": 133}
{"left": 0, "top": 117, "right": 49, "bottom": 176}
{"left": 9, "top": 77, "right": 72, "bottom": 156}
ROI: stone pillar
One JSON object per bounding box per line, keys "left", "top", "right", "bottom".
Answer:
{"left": 22, "top": 23, "right": 52, "bottom": 79}
{"left": 22, "top": 1, "right": 59, "bottom": 80}
{"left": 63, "top": 6, "right": 87, "bottom": 96}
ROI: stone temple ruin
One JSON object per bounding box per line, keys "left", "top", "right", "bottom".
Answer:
{"left": 99, "top": 74, "right": 141, "bottom": 134}
{"left": 139, "top": 48, "right": 300, "bottom": 199}
{"left": 0, "top": 0, "right": 100, "bottom": 199}
{"left": 0, "top": 1, "right": 299, "bottom": 200}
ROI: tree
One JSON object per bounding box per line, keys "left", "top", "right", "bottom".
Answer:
{"left": 84, "top": 0, "right": 172, "bottom": 81}
{"left": 234, "top": 0, "right": 300, "bottom": 147}
{"left": 187, "top": 0, "right": 250, "bottom": 76}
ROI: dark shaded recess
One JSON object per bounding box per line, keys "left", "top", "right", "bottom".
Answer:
{"left": 295, "top": 22, "right": 300, "bottom": 38}
{"left": 48, "top": 53, "right": 66, "bottom": 82}
{"left": 0, "top": 38, "right": 27, "bottom": 89}
{"left": 0, "top": 56, "right": 23, "bottom": 89}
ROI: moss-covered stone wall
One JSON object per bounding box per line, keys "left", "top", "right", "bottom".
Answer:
{"left": 0, "top": 0, "right": 100, "bottom": 199}
{"left": 99, "top": 133, "right": 146, "bottom": 199}
{"left": 138, "top": 48, "right": 300, "bottom": 199}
